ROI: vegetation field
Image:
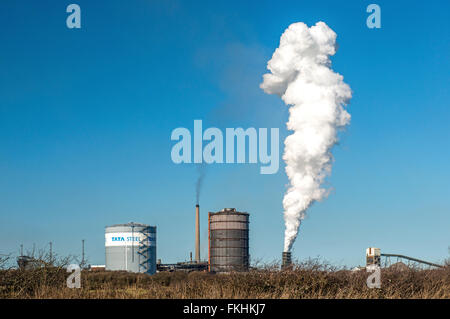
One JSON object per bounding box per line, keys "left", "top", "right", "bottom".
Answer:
{"left": 0, "top": 261, "right": 448, "bottom": 299}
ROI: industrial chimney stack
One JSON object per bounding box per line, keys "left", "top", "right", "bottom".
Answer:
{"left": 195, "top": 204, "right": 200, "bottom": 263}
{"left": 282, "top": 251, "right": 292, "bottom": 270}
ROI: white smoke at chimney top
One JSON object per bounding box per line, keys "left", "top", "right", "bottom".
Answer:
{"left": 260, "top": 22, "right": 352, "bottom": 252}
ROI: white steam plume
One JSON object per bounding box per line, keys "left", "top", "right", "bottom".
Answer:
{"left": 260, "top": 22, "right": 352, "bottom": 252}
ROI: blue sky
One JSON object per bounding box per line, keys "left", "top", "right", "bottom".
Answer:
{"left": 0, "top": 0, "right": 449, "bottom": 267}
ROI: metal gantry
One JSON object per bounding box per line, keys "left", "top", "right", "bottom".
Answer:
{"left": 381, "top": 253, "right": 444, "bottom": 269}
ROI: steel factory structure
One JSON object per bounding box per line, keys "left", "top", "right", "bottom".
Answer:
{"left": 13, "top": 198, "right": 445, "bottom": 273}
{"left": 49, "top": 205, "right": 441, "bottom": 275}
{"left": 208, "top": 208, "right": 250, "bottom": 272}
{"left": 102, "top": 206, "right": 250, "bottom": 274}
{"left": 105, "top": 222, "right": 157, "bottom": 274}
{"left": 15, "top": 204, "right": 445, "bottom": 273}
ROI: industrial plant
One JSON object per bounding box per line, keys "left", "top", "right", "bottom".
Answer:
{"left": 13, "top": 199, "right": 445, "bottom": 275}
{"left": 14, "top": 202, "right": 445, "bottom": 274}
{"left": 98, "top": 205, "right": 251, "bottom": 274}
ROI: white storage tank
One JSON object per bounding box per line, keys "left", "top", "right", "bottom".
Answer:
{"left": 105, "top": 222, "right": 156, "bottom": 274}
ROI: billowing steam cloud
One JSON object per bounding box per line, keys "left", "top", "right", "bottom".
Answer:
{"left": 260, "top": 22, "right": 352, "bottom": 252}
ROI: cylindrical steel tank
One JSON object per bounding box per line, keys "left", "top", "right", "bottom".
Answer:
{"left": 105, "top": 222, "right": 156, "bottom": 274}
{"left": 208, "top": 208, "right": 249, "bottom": 272}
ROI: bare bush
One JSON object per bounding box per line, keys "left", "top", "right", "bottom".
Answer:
{"left": 0, "top": 261, "right": 448, "bottom": 299}
{"left": 0, "top": 254, "right": 11, "bottom": 270}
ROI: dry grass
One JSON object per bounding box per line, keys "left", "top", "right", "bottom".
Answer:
{"left": 1, "top": 262, "right": 448, "bottom": 299}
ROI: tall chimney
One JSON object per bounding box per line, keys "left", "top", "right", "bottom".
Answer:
{"left": 282, "top": 251, "right": 292, "bottom": 270}
{"left": 195, "top": 204, "right": 200, "bottom": 263}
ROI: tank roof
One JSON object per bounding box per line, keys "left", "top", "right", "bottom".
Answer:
{"left": 106, "top": 222, "right": 151, "bottom": 228}
{"left": 210, "top": 208, "right": 249, "bottom": 215}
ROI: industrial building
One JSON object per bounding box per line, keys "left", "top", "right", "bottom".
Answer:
{"left": 103, "top": 206, "right": 253, "bottom": 274}
{"left": 105, "top": 222, "right": 156, "bottom": 274}
{"left": 17, "top": 256, "right": 43, "bottom": 270}
{"left": 367, "top": 247, "right": 444, "bottom": 269}
{"left": 366, "top": 247, "right": 381, "bottom": 267}
{"left": 208, "top": 208, "right": 249, "bottom": 272}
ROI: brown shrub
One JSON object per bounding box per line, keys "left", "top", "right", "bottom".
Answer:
{"left": 1, "top": 264, "right": 448, "bottom": 299}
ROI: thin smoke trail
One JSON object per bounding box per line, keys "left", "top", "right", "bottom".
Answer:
{"left": 195, "top": 164, "right": 206, "bottom": 205}
{"left": 260, "top": 22, "right": 352, "bottom": 252}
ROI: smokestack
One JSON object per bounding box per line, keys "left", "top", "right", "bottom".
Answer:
{"left": 282, "top": 252, "right": 292, "bottom": 270}
{"left": 195, "top": 204, "right": 200, "bottom": 263}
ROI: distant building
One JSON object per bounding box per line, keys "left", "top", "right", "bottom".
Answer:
{"left": 366, "top": 247, "right": 381, "bottom": 267}
{"left": 17, "top": 256, "right": 44, "bottom": 270}
{"left": 89, "top": 265, "right": 106, "bottom": 271}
